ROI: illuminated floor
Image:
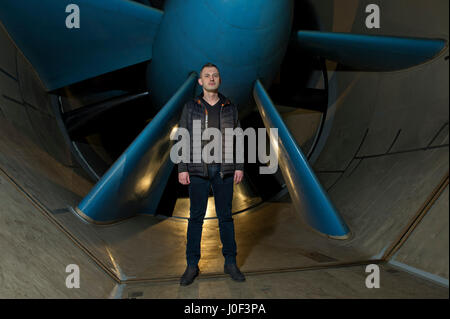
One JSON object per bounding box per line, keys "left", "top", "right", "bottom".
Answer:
{"left": 0, "top": 109, "right": 448, "bottom": 298}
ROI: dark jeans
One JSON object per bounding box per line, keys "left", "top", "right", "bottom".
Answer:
{"left": 186, "top": 164, "right": 237, "bottom": 266}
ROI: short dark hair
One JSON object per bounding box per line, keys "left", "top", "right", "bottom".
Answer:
{"left": 200, "top": 63, "right": 219, "bottom": 77}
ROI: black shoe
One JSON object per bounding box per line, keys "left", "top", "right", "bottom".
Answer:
{"left": 180, "top": 265, "right": 199, "bottom": 286}
{"left": 224, "top": 264, "right": 245, "bottom": 282}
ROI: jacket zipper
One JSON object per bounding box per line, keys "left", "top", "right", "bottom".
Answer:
{"left": 201, "top": 98, "right": 226, "bottom": 179}
{"left": 203, "top": 104, "right": 208, "bottom": 177}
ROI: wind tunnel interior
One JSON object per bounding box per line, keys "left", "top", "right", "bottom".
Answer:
{"left": 51, "top": 61, "right": 289, "bottom": 218}
{"left": 44, "top": 0, "right": 326, "bottom": 219}
{"left": 0, "top": 0, "right": 448, "bottom": 292}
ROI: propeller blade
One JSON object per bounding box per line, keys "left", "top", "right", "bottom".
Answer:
{"left": 0, "top": 0, "right": 163, "bottom": 90}
{"left": 74, "top": 72, "right": 197, "bottom": 223}
{"left": 253, "top": 79, "right": 350, "bottom": 239}
{"left": 296, "top": 31, "right": 446, "bottom": 71}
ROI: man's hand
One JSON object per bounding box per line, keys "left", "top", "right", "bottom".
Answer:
{"left": 234, "top": 170, "right": 243, "bottom": 184}
{"left": 179, "top": 172, "right": 190, "bottom": 185}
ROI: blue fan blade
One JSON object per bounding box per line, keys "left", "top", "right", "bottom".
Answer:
{"left": 253, "top": 79, "right": 351, "bottom": 239}
{"left": 296, "top": 31, "right": 446, "bottom": 70}
{"left": 0, "top": 0, "right": 163, "bottom": 90}
{"left": 75, "top": 72, "right": 197, "bottom": 223}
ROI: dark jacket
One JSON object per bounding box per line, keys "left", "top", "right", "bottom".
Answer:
{"left": 177, "top": 92, "right": 244, "bottom": 178}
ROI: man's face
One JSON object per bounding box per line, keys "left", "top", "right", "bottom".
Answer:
{"left": 199, "top": 67, "right": 221, "bottom": 92}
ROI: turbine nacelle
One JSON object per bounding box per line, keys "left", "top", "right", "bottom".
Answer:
{"left": 147, "top": 0, "right": 294, "bottom": 109}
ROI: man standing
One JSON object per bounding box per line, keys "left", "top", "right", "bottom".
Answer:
{"left": 177, "top": 63, "right": 245, "bottom": 286}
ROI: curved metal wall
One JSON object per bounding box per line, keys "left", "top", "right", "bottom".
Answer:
{"left": 0, "top": 0, "right": 448, "bottom": 284}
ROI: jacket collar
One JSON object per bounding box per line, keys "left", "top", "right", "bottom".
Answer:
{"left": 196, "top": 92, "right": 231, "bottom": 107}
